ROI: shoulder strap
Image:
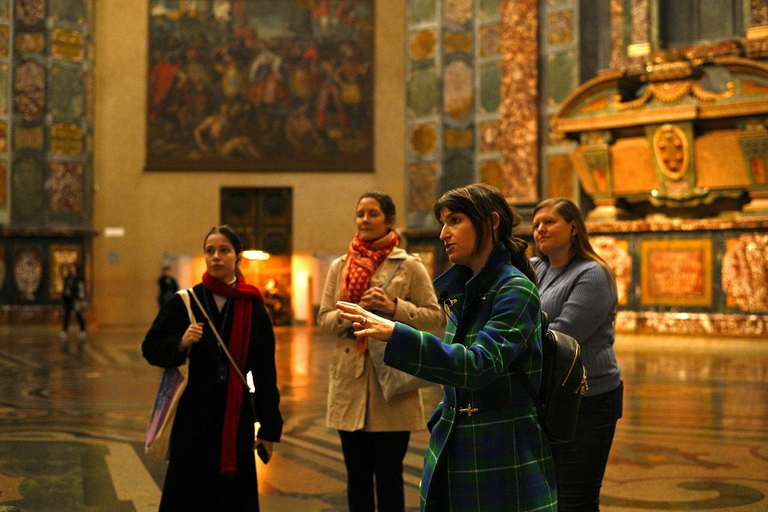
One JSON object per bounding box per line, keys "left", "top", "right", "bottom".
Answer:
{"left": 510, "top": 311, "right": 547, "bottom": 410}
{"left": 379, "top": 259, "right": 404, "bottom": 290}
{"left": 177, "top": 289, "right": 196, "bottom": 324}
{"left": 187, "top": 288, "right": 250, "bottom": 389}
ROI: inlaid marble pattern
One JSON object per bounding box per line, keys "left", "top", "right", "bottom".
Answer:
{"left": 0, "top": 325, "right": 766, "bottom": 511}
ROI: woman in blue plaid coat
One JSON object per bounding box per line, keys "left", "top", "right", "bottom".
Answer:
{"left": 338, "top": 184, "right": 557, "bottom": 511}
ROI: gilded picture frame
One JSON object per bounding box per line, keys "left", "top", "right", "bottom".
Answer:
{"left": 146, "top": 0, "right": 375, "bottom": 172}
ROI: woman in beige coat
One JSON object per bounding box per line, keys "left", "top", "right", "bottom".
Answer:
{"left": 318, "top": 191, "right": 444, "bottom": 512}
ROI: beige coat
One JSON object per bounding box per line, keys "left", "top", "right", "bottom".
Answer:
{"left": 318, "top": 246, "right": 445, "bottom": 432}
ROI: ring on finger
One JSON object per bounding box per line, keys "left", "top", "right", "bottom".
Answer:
{"left": 361, "top": 317, "right": 367, "bottom": 325}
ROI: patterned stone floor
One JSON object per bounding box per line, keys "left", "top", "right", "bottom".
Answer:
{"left": 0, "top": 324, "right": 766, "bottom": 511}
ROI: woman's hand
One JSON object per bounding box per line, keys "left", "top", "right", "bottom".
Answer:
{"left": 336, "top": 301, "right": 395, "bottom": 342}
{"left": 179, "top": 322, "right": 205, "bottom": 351}
{"left": 359, "top": 287, "right": 396, "bottom": 316}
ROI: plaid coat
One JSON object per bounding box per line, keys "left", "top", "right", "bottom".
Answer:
{"left": 385, "top": 244, "right": 557, "bottom": 511}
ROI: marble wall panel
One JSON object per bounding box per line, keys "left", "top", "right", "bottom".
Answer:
{"left": 51, "top": 0, "right": 87, "bottom": 23}
{"left": 480, "top": 0, "right": 501, "bottom": 17}
{"left": 48, "top": 161, "right": 82, "bottom": 213}
{"left": 14, "top": 59, "right": 45, "bottom": 120}
{"left": 444, "top": 0, "right": 474, "bottom": 25}
{"left": 15, "top": 0, "right": 46, "bottom": 27}
{"left": 409, "top": 0, "right": 436, "bottom": 24}
{"left": 479, "top": 62, "right": 501, "bottom": 113}
{"left": 480, "top": 120, "right": 501, "bottom": 152}
{"left": 548, "top": 9, "right": 573, "bottom": 45}
{"left": 0, "top": 246, "right": 5, "bottom": 291}
{"left": 11, "top": 157, "right": 44, "bottom": 222}
{"left": 49, "top": 66, "right": 85, "bottom": 117}
{"left": 0, "top": 63, "right": 8, "bottom": 114}
{"left": 410, "top": 30, "right": 437, "bottom": 61}
{"left": 479, "top": 23, "right": 501, "bottom": 56}
{"left": 592, "top": 236, "right": 631, "bottom": 306}
{"left": 480, "top": 159, "right": 503, "bottom": 190}
{"left": 722, "top": 233, "right": 768, "bottom": 312}
{"left": 408, "top": 162, "right": 438, "bottom": 213}
{"left": 0, "top": 161, "right": 5, "bottom": 208}
{"left": 442, "top": 153, "right": 474, "bottom": 192}
{"left": 408, "top": 66, "right": 439, "bottom": 117}
{"left": 443, "top": 59, "right": 474, "bottom": 120}
{"left": 410, "top": 124, "right": 437, "bottom": 155}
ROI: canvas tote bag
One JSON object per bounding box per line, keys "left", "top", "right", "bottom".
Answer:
{"left": 145, "top": 289, "right": 195, "bottom": 460}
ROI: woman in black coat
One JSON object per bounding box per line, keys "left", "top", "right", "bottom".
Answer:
{"left": 143, "top": 225, "right": 282, "bottom": 511}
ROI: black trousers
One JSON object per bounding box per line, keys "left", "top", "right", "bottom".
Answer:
{"left": 551, "top": 381, "right": 624, "bottom": 511}
{"left": 62, "top": 300, "right": 86, "bottom": 332}
{"left": 338, "top": 430, "right": 411, "bottom": 512}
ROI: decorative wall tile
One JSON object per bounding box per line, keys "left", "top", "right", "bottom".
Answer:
{"left": 47, "top": 161, "right": 82, "bottom": 212}
{"left": 548, "top": 9, "right": 573, "bottom": 45}
{"left": 0, "top": 63, "right": 8, "bottom": 114}
{"left": 442, "top": 153, "right": 474, "bottom": 192}
{"left": 0, "top": 2, "right": 7, "bottom": 18}
{"left": 0, "top": 121, "right": 6, "bottom": 152}
{"left": 479, "top": 23, "right": 501, "bottom": 56}
{"left": 14, "top": 125, "right": 43, "bottom": 150}
{"left": 410, "top": 123, "right": 437, "bottom": 155}
{"left": 479, "top": 62, "right": 501, "bottom": 113}
{"left": 443, "top": 59, "right": 473, "bottom": 120}
{"left": 444, "top": 0, "right": 474, "bottom": 25}
{"left": 408, "top": 0, "right": 436, "bottom": 24}
{"left": 409, "top": 162, "right": 438, "bottom": 212}
{"left": 51, "top": 123, "right": 83, "bottom": 156}
{"left": 0, "top": 162, "right": 6, "bottom": 208}
{"left": 480, "top": 120, "right": 501, "bottom": 152}
{"left": 52, "top": 29, "right": 84, "bottom": 61}
{"left": 51, "top": 0, "right": 87, "bottom": 23}
{"left": 49, "top": 66, "right": 84, "bottom": 117}
{"left": 0, "top": 25, "right": 8, "bottom": 56}
{"left": 545, "top": 51, "right": 574, "bottom": 106}
{"left": 480, "top": 0, "right": 501, "bottom": 18}
{"left": 410, "top": 30, "right": 437, "bottom": 61}
{"left": 444, "top": 31, "right": 473, "bottom": 54}
{"left": 0, "top": 246, "right": 5, "bottom": 290}
{"left": 11, "top": 157, "right": 44, "bottom": 221}
{"left": 14, "top": 59, "right": 45, "bottom": 120}
{"left": 408, "top": 67, "right": 439, "bottom": 117}
{"left": 15, "top": 32, "right": 44, "bottom": 53}
{"left": 15, "top": 0, "right": 46, "bottom": 26}
{"left": 480, "top": 159, "right": 503, "bottom": 189}
{"left": 444, "top": 127, "right": 473, "bottom": 149}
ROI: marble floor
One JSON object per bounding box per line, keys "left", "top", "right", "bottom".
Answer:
{"left": 0, "top": 324, "right": 767, "bottom": 511}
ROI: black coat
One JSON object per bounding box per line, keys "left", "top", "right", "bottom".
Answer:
{"left": 142, "top": 283, "right": 282, "bottom": 511}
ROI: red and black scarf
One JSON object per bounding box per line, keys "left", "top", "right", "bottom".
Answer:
{"left": 338, "top": 231, "right": 398, "bottom": 353}
{"left": 202, "top": 271, "right": 264, "bottom": 476}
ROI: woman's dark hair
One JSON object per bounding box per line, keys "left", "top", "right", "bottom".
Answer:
{"left": 358, "top": 191, "right": 396, "bottom": 224}
{"left": 434, "top": 183, "right": 537, "bottom": 285}
{"left": 204, "top": 225, "right": 244, "bottom": 276}
{"left": 533, "top": 197, "right": 616, "bottom": 295}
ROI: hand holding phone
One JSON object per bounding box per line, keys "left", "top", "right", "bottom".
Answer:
{"left": 256, "top": 442, "right": 271, "bottom": 464}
